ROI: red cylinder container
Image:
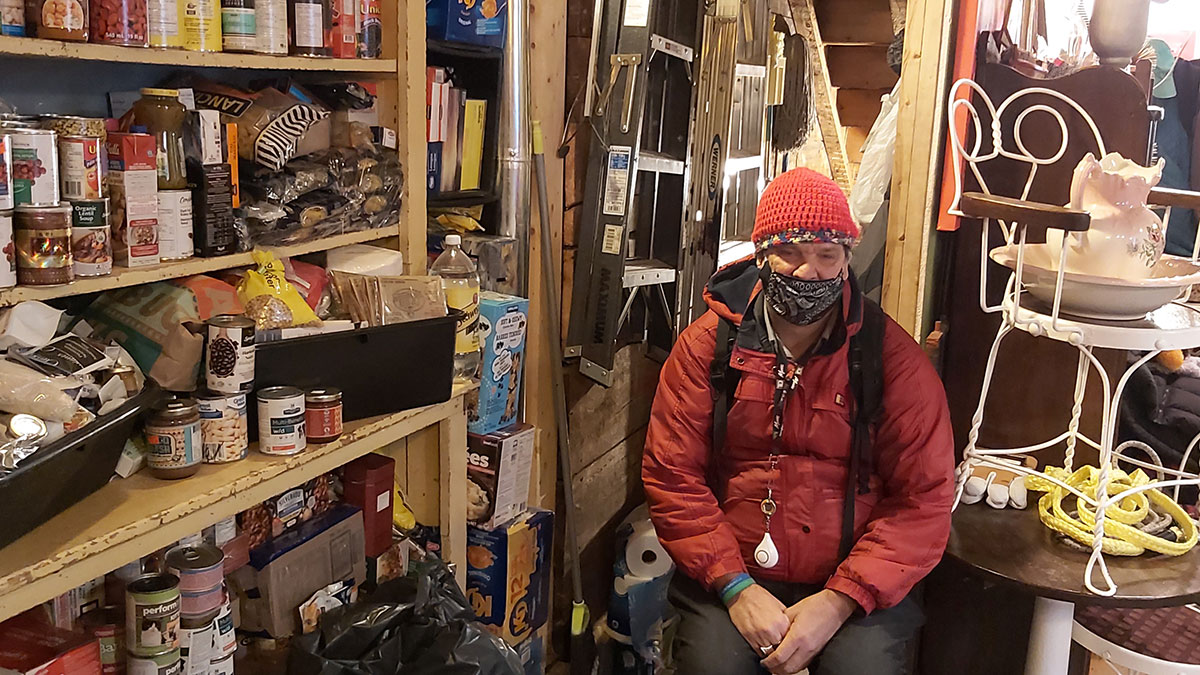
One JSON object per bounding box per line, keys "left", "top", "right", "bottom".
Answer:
{"left": 342, "top": 453, "right": 394, "bottom": 558}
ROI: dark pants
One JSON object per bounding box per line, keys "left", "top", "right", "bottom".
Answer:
{"left": 669, "top": 574, "right": 924, "bottom": 675}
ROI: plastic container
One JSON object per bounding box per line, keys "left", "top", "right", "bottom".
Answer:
{"left": 430, "top": 234, "right": 481, "bottom": 382}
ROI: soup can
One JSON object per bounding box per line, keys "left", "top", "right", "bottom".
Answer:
{"left": 146, "top": 0, "right": 179, "bottom": 46}
{"left": 180, "top": 0, "right": 220, "bottom": 51}
{"left": 0, "top": 133, "right": 13, "bottom": 211}
{"left": 128, "top": 649, "right": 182, "bottom": 675}
{"left": 165, "top": 544, "right": 224, "bottom": 592}
{"left": 220, "top": 0, "right": 254, "bottom": 51}
{"left": 14, "top": 204, "right": 72, "bottom": 286}
{"left": 70, "top": 198, "right": 113, "bottom": 277}
{"left": 253, "top": 0, "right": 283, "bottom": 53}
{"left": 209, "top": 654, "right": 233, "bottom": 675}
{"left": 0, "top": 209, "right": 13, "bottom": 288}
{"left": 156, "top": 189, "right": 193, "bottom": 261}
{"left": 205, "top": 314, "right": 254, "bottom": 393}
{"left": 257, "top": 386, "right": 306, "bottom": 455}
{"left": 80, "top": 606, "right": 126, "bottom": 675}
{"left": 197, "top": 392, "right": 249, "bottom": 463}
{"left": 126, "top": 573, "right": 181, "bottom": 657}
{"left": 357, "top": 0, "right": 379, "bottom": 58}
{"left": 178, "top": 610, "right": 216, "bottom": 674}
{"left": 59, "top": 135, "right": 103, "bottom": 200}
{"left": 10, "top": 128, "right": 59, "bottom": 207}
{"left": 211, "top": 598, "right": 236, "bottom": 658}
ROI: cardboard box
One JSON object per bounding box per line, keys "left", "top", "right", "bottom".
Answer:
{"left": 232, "top": 504, "right": 366, "bottom": 638}
{"left": 515, "top": 626, "right": 547, "bottom": 675}
{"left": 0, "top": 611, "right": 101, "bottom": 675}
{"left": 105, "top": 132, "right": 157, "bottom": 172}
{"left": 426, "top": 0, "right": 508, "bottom": 48}
{"left": 466, "top": 508, "right": 552, "bottom": 646}
{"left": 468, "top": 292, "right": 528, "bottom": 435}
{"left": 467, "top": 424, "right": 534, "bottom": 529}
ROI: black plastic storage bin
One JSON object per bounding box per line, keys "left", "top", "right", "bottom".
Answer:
{"left": 251, "top": 314, "right": 456, "bottom": 435}
{"left": 0, "top": 382, "right": 166, "bottom": 549}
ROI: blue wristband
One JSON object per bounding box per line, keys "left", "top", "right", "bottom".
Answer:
{"left": 719, "top": 573, "right": 755, "bottom": 605}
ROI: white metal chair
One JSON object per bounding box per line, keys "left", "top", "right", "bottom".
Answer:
{"left": 1074, "top": 605, "right": 1200, "bottom": 674}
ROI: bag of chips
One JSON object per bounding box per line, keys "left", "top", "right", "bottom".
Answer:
{"left": 238, "top": 250, "right": 322, "bottom": 330}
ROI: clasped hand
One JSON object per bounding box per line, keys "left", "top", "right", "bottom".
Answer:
{"left": 727, "top": 585, "right": 857, "bottom": 675}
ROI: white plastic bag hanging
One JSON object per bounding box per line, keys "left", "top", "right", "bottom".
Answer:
{"left": 849, "top": 82, "right": 902, "bottom": 226}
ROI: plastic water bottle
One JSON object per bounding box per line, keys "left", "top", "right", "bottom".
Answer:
{"left": 431, "top": 234, "right": 481, "bottom": 382}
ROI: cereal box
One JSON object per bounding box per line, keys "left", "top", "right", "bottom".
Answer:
{"left": 468, "top": 292, "right": 528, "bottom": 435}
{"left": 465, "top": 508, "right": 552, "bottom": 646}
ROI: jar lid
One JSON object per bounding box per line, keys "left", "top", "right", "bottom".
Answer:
{"left": 14, "top": 203, "right": 72, "bottom": 214}
{"left": 166, "top": 543, "right": 225, "bottom": 572}
{"left": 8, "top": 414, "right": 47, "bottom": 440}
{"left": 141, "top": 87, "right": 180, "bottom": 97}
{"left": 153, "top": 398, "right": 199, "bottom": 418}
{"left": 306, "top": 387, "right": 342, "bottom": 403}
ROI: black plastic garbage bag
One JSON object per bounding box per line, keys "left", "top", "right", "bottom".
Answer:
{"left": 289, "top": 560, "right": 523, "bottom": 675}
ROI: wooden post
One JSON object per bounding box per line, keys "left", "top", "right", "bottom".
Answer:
{"left": 439, "top": 404, "right": 469, "bottom": 589}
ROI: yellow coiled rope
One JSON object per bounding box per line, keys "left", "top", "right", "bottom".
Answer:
{"left": 1024, "top": 466, "right": 1198, "bottom": 557}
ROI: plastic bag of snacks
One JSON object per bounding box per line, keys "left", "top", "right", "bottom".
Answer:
{"left": 238, "top": 250, "right": 321, "bottom": 330}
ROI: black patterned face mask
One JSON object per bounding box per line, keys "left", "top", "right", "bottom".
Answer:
{"left": 764, "top": 270, "right": 844, "bottom": 326}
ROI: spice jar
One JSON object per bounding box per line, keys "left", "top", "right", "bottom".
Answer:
{"left": 304, "top": 387, "right": 342, "bottom": 443}
{"left": 130, "top": 88, "right": 187, "bottom": 190}
{"left": 90, "top": 0, "right": 148, "bottom": 46}
{"left": 14, "top": 204, "right": 73, "bottom": 286}
{"left": 145, "top": 398, "right": 203, "bottom": 479}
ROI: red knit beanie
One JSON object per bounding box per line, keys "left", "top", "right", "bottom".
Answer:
{"left": 751, "top": 168, "right": 859, "bottom": 253}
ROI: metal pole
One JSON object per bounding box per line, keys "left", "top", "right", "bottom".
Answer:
{"left": 500, "top": 0, "right": 533, "bottom": 296}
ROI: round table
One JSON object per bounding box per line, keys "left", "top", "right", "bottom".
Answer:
{"left": 946, "top": 504, "right": 1200, "bottom": 675}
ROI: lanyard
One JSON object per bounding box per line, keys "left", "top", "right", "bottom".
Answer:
{"left": 761, "top": 349, "right": 800, "bottom": 534}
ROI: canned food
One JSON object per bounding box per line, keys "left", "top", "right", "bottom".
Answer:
{"left": 70, "top": 199, "right": 113, "bottom": 277}
{"left": 126, "top": 573, "right": 181, "bottom": 657}
{"left": 156, "top": 189, "right": 193, "bottom": 261}
{"left": 128, "top": 648, "right": 182, "bottom": 675}
{"left": 197, "top": 392, "right": 249, "bottom": 463}
{"left": 357, "top": 0, "right": 379, "bottom": 58}
{"left": 257, "top": 386, "right": 306, "bottom": 456}
{"left": 288, "top": 0, "right": 329, "bottom": 57}
{"left": 180, "top": 0, "right": 219, "bottom": 51}
{"left": 178, "top": 610, "right": 216, "bottom": 674}
{"left": 209, "top": 654, "right": 233, "bottom": 675}
{"left": 1, "top": 0, "right": 25, "bottom": 35}
{"left": 80, "top": 606, "right": 126, "bottom": 675}
{"left": 40, "top": 115, "right": 107, "bottom": 139}
{"left": 145, "top": 398, "right": 202, "bottom": 479}
{"left": 0, "top": 209, "right": 14, "bottom": 288}
{"left": 92, "top": 0, "right": 148, "bottom": 46}
{"left": 146, "top": 0, "right": 178, "bottom": 46}
{"left": 220, "top": 0, "right": 254, "bottom": 51}
{"left": 0, "top": 134, "right": 13, "bottom": 211}
{"left": 305, "top": 387, "right": 343, "bottom": 443}
{"left": 34, "top": 0, "right": 88, "bottom": 40}
{"left": 211, "top": 598, "right": 236, "bottom": 658}
{"left": 60, "top": 135, "right": 104, "bottom": 200}
{"left": 10, "top": 128, "right": 59, "bottom": 207}
{"left": 205, "top": 315, "right": 254, "bottom": 393}
{"left": 180, "top": 584, "right": 223, "bottom": 616}
{"left": 166, "top": 544, "right": 224, "bottom": 592}
{"left": 253, "top": 0, "right": 284, "bottom": 53}
{"left": 14, "top": 204, "right": 72, "bottom": 286}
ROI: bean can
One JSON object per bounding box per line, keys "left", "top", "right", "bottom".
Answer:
{"left": 1, "top": 0, "right": 25, "bottom": 35}
{"left": 14, "top": 204, "right": 73, "bottom": 286}
{"left": 180, "top": 0, "right": 219, "bottom": 50}
{"left": 253, "top": 0, "right": 283, "bottom": 53}
{"left": 128, "top": 649, "right": 182, "bottom": 675}
{"left": 205, "top": 314, "right": 254, "bottom": 393}
{"left": 34, "top": 0, "right": 88, "bottom": 40}
{"left": 70, "top": 199, "right": 113, "bottom": 277}
{"left": 220, "top": 0, "right": 254, "bottom": 51}
{"left": 197, "top": 391, "right": 249, "bottom": 463}
{"left": 146, "top": 0, "right": 179, "bottom": 46}
{"left": 126, "top": 573, "right": 181, "bottom": 657}
{"left": 91, "top": 0, "right": 148, "bottom": 45}
{"left": 10, "top": 128, "right": 59, "bottom": 207}
{"left": 60, "top": 135, "right": 104, "bottom": 200}
{"left": 145, "top": 398, "right": 202, "bottom": 479}
{"left": 257, "top": 386, "right": 307, "bottom": 456}
{"left": 0, "top": 134, "right": 13, "bottom": 210}
{"left": 156, "top": 189, "right": 193, "bottom": 261}
{"left": 0, "top": 209, "right": 14, "bottom": 288}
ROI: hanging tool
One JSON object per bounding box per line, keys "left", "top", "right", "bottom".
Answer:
{"left": 531, "top": 121, "right": 591, "bottom": 668}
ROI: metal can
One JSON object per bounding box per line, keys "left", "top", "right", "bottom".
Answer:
{"left": 91, "top": 0, "right": 148, "bottom": 46}
{"left": 128, "top": 649, "right": 182, "bottom": 675}
{"left": 34, "top": 0, "right": 89, "bottom": 40}
{"left": 197, "top": 391, "right": 249, "bottom": 463}
{"left": 145, "top": 398, "right": 203, "bottom": 480}
{"left": 205, "top": 315, "right": 255, "bottom": 393}
{"left": 80, "top": 606, "right": 126, "bottom": 675}
{"left": 211, "top": 597, "right": 236, "bottom": 659}
{"left": 146, "top": 0, "right": 179, "bottom": 46}
{"left": 257, "top": 386, "right": 307, "bottom": 456}
{"left": 1, "top": 0, "right": 25, "bottom": 35}
{"left": 220, "top": 0, "right": 254, "bottom": 51}
{"left": 10, "top": 128, "right": 59, "bottom": 207}
{"left": 0, "top": 210, "right": 13, "bottom": 288}
{"left": 126, "top": 573, "right": 181, "bottom": 657}
{"left": 40, "top": 115, "right": 107, "bottom": 139}
{"left": 0, "top": 133, "right": 14, "bottom": 211}
{"left": 356, "top": 0, "right": 378, "bottom": 58}
{"left": 178, "top": 610, "right": 216, "bottom": 674}
{"left": 180, "top": 0, "right": 220, "bottom": 51}
{"left": 70, "top": 199, "right": 113, "bottom": 277}
{"left": 288, "top": 0, "right": 330, "bottom": 57}
{"left": 253, "top": 0, "right": 284, "bottom": 53}
{"left": 166, "top": 544, "right": 224, "bottom": 592}
{"left": 305, "top": 387, "right": 343, "bottom": 443}
{"left": 59, "top": 135, "right": 104, "bottom": 200}
{"left": 14, "top": 204, "right": 72, "bottom": 286}
{"left": 209, "top": 654, "right": 233, "bottom": 675}
{"left": 156, "top": 189, "right": 193, "bottom": 261}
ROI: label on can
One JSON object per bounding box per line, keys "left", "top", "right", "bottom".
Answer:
{"left": 0, "top": 0, "right": 25, "bottom": 36}
{"left": 254, "top": 0, "right": 284, "bottom": 53}
{"left": 258, "top": 392, "right": 307, "bottom": 455}
{"left": 157, "top": 190, "right": 194, "bottom": 261}
{"left": 179, "top": 621, "right": 214, "bottom": 674}
{"left": 0, "top": 135, "right": 13, "bottom": 211}
{"left": 59, "top": 136, "right": 103, "bottom": 199}
{"left": 221, "top": 0, "right": 255, "bottom": 51}
{"left": 293, "top": 1, "right": 323, "bottom": 48}
{"left": 72, "top": 223, "right": 113, "bottom": 277}
{"left": 211, "top": 599, "right": 236, "bottom": 657}
{"left": 181, "top": 0, "right": 221, "bottom": 50}
{"left": 126, "top": 578, "right": 181, "bottom": 656}
{"left": 0, "top": 211, "right": 14, "bottom": 289}
{"left": 147, "top": 0, "right": 180, "bottom": 46}
{"left": 198, "top": 393, "right": 249, "bottom": 463}
{"left": 11, "top": 131, "right": 59, "bottom": 206}
{"left": 205, "top": 318, "right": 254, "bottom": 393}
{"left": 209, "top": 654, "right": 234, "bottom": 675}
{"left": 146, "top": 419, "right": 202, "bottom": 470}
{"left": 129, "top": 650, "right": 183, "bottom": 675}
{"left": 357, "top": 0, "right": 379, "bottom": 58}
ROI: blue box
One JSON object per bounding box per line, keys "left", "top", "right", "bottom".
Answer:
{"left": 465, "top": 508, "right": 553, "bottom": 646}
{"left": 468, "top": 292, "right": 528, "bottom": 435}
{"left": 426, "top": 0, "right": 508, "bottom": 48}
{"left": 515, "top": 627, "right": 546, "bottom": 675}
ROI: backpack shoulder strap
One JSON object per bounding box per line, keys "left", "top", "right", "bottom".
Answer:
{"left": 840, "top": 299, "right": 887, "bottom": 560}
{"left": 709, "top": 317, "right": 741, "bottom": 458}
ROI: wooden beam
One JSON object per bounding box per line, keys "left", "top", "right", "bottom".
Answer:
{"left": 789, "top": 0, "right": 853, "bottom": 190}
{"left": 396, "top": 0, "right": 427, "bottom": 272}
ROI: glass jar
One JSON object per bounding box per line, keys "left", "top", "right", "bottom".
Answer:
{"left": 130, "top": 88, "right": 187, "bottom": 190}
{"left": 304, "top": 387, "right": 342, "bottom": 443}
{"left": 145, "top": 398, "right": 202, "bottom": 479}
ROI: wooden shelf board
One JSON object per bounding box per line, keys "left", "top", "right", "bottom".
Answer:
{"left": 0, "top": 383, "right": 472, "bottom": 623}
{"left": 0, "top": 36, "right": 397, "bottom": 72}
{"left": 0, "top": 226, "right": 398, "bottom": 307}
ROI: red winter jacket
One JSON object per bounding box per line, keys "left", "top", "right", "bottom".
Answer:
{"left": 642, "top": 259, "right": 955, "bottom": 614}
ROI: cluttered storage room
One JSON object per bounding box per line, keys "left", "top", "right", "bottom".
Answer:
{"left": 6, "top": 0, "right": 1200, "bottom": 673}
